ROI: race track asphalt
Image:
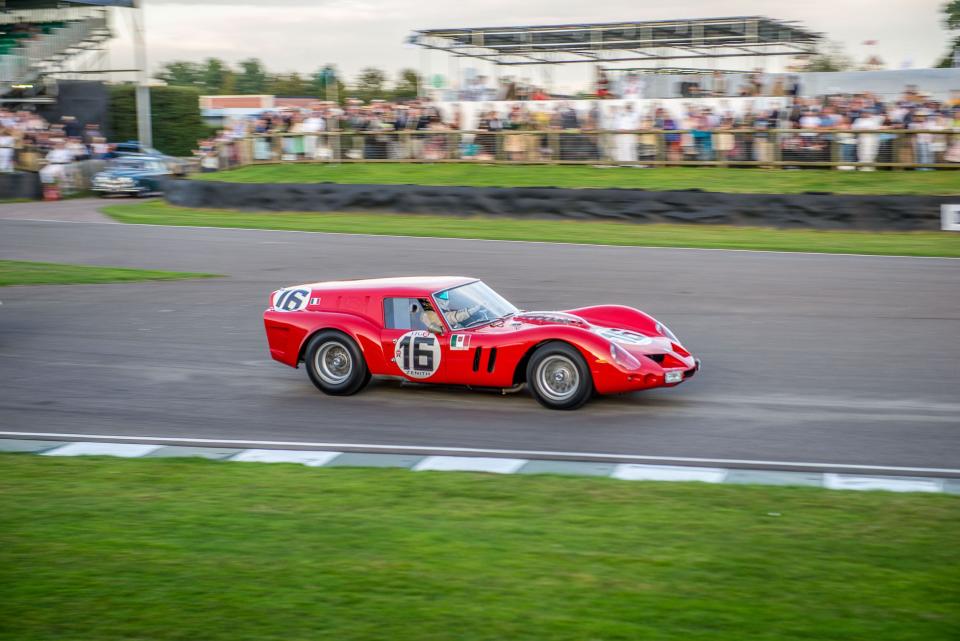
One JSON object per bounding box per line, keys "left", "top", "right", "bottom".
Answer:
{"left": 1, "top": 217, "right": 958, "bottom": 473}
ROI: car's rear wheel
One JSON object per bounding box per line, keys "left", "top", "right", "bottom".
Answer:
{"left": 526, "top": 342, "right": 593, "bottom": 410}
{"left": 303, "top": 330, "right": 371, "bottom": 396}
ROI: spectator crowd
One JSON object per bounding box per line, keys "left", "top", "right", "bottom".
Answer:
{"left": 199, "top": 84, "right": 960, "bottom": 170}
{"left": 0, "top": 109, "right": 113, "bottom": 185}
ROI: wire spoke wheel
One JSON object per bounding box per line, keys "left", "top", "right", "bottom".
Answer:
{"left": 527, "top": 342, "right": 593, "bottom": 410}
{"left": 304, "top": 330, "right": 371, "bottom": 396}
{"left": 315, "top": 341, "right": 353, "bottom": 385}
{"left": 535, "top": 355, "right": 580, "bottom": 402}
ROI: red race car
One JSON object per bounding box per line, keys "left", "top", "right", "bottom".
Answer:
{"left": 263, "top": 276, "right": 699, "bottom": 410}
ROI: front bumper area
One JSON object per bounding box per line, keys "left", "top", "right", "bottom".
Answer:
{"left": 592, "top": 352, "right": 700, "bottom": 395}
{"left": 92, "top": 186, "right": 142, "bottom": 194}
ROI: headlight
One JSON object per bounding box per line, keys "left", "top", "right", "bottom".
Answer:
{"left": 609, "top": 342, "right": 641, "bottom": 370}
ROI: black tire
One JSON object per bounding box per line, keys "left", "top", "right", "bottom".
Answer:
{"left": 526, "top": 341, "right": 593, "bottom": 410}
{"left": 303, "top": 330, "right": 371, "bottom": 396}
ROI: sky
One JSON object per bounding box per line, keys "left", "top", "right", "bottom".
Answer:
{"left": 105, "top": 0, "right": 954, "bottom": 92}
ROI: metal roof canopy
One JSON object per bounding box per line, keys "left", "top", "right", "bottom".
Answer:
{"left": 0, "top": 1, "right": 134, "bottom": 8}
{"left": 602, "top": 67, "right": 757, "bottom": 75}
{"left": 410, "top": 16, "right": 822, "bottom": 66}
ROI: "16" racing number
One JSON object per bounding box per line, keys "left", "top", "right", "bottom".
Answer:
{"left": 273, "top": 288, "right": 311, "bottom": 312}
{"left": 394, "top": 331, "right": 441, "bottom": 379}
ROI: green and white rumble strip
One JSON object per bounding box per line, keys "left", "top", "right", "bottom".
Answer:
{"left": 2, "top": 438, "right": 958, "bottom": 494}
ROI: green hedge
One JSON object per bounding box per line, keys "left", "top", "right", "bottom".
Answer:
{"left": 109, "top": 85, "right": 215, "bottom": 157}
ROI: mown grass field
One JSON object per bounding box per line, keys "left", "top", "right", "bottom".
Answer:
{"left": 103, "top": 200, "right": 960, "bottom": 257}
{"left": 1, "top": 454, "right": 958, "bottom": 641}
{"left": 190, "top": 164, "right": 960, "bottom": 195}
{"left": 0, "top": 259, "right": 218, "bottom": 287}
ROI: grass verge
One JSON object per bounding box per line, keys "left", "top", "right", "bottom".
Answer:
{"left": 102, "top": 200, "right": 960, "bottom": 258}
{"left": 190, "top": 164, "right": 960, "bottom": 196}
{"left": 1, "top": 454, "right": 958, "bottom": 641}
{"left": 0, "top": 259, "right": 219, "bottom": 287}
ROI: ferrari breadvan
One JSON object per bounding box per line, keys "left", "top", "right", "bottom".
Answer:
{"left": 263, "top": 276, "right": 699, "bottom": 410}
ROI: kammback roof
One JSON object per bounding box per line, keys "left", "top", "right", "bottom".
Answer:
{"left": 409, "top": 16, "right": 822, "bottom": 66}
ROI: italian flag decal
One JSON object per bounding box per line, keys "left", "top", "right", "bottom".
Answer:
{"left": 450, "top": 334, "right": 471, "bottom": 350}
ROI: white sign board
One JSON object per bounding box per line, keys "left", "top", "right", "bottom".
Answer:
{"left": 942, "top": 205, "right": 960, "bottom": 231}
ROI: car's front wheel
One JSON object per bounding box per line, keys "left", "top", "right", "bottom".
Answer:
{"left": 303, "top": 330, "right": 371, "bottom": 396}
{"left": 526, "top": 341, "right": 593, "bottom": 410}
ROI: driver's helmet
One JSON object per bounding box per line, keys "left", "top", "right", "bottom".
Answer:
{"left": 435, "top": 290, "right": 451, "bottom": 311}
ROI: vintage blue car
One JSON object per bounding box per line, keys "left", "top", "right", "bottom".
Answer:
{"left": 91, "top": 155, "right": 171, "bottom": 197}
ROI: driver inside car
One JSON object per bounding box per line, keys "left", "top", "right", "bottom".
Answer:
{"left": 417, "top": 299, "right": 445, "bottom": 334}
{"left": 434, "top": 291, "right": 483, "bottom": 330}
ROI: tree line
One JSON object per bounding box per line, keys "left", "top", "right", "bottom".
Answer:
{"left": 154, "top": 58, "right": 420, "bottom": 102}
{"left": 937, "top": 0, "right": 960, "bottom": 67}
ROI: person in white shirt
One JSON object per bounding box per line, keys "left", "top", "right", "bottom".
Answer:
{"left": 66, "top": 138, "right": 87, "bottom": 160}
{"left": 0, "top": 129, "right": 15, "bottom": 173}
{"left": 613, "top": 103, "right": 639, "bottom": 163}
{"left": 799, "top": 110, "right": 821, "bottom": 130}
{"left": 852, "top": 111, "right": 883, "bottom": 171}
{"left": 39, "top": 140, "right": 73, "bottom": 184}
{"left": 621, "top": 73, "right": 647, "bottom": 99}
{"left": 91, "top": 137, "right": 110, "bottom": 160}
{"left": 300, "top": 110, "right": 326, "bottom": 158}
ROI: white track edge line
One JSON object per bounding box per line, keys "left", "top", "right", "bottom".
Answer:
{"left": 2, "top": 218, "right": 956, "bottom": 261}
{"left": 1, "top": 431, "right": 957, "bottom": 475}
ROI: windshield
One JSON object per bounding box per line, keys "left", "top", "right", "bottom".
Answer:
{"left": 433, "top": 281, "right": 518, "bottom": 330}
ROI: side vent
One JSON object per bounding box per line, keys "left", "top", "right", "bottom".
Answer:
{"left": 472, "top": 347, "right": 483, "bottom": 372}
{"left": 487, "top": 347, "right": 497, "bottom": 373}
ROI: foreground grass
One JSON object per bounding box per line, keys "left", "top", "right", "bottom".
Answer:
{"left": 1, "top": 454, "right": 958, "bottom": 641}
{"left": 0, "top": 259, "right": 218, "bottom": 287}
{"left": 191, "top": 163, "right": 960, "bottom": 195}
{"left": 103, "top": 201, "right": 960, "bottom": 257}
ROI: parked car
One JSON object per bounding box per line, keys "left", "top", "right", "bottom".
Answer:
{"left": 263, "top": 276, "right": 699, "bottom": 410}
{"left": 112, "top": 141, "right": 189, "bottom": 175}
{"left": 91, "top": 155, "right": 170, "bottom": 197}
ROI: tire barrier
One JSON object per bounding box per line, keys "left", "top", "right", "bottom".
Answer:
{"left": 0, "top": 171, "right": 41, "bottom": 200}
{"left": 164, "top": 178, "right": 956, "bottom": 231}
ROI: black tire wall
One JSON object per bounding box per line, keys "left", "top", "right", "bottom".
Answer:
{"left": 164, "top": 178, "right": 955, "bottom": 231}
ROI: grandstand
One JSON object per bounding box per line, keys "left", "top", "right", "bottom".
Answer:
{"left": 0, "top": 0, "right": 127, "bottom": 102}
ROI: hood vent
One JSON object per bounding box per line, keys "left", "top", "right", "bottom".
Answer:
{"left": 514, "top": 311, "right": 588, "bottom": 327}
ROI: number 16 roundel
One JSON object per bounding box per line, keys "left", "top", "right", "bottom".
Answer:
{"left": 394, "top": 330, "right": 441, "bottom": 379}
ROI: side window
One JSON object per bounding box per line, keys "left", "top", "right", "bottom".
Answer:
{"left": 383, "top": 297, "right": 431, "bottom": 331}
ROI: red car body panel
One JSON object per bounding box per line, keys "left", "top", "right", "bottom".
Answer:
{"left": 263, "top": 276, "right": 699, "bottom": 395}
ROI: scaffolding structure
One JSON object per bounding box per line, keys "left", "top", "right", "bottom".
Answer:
{"left": 409, "top": 16, "right": 822, "bottom": 67}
